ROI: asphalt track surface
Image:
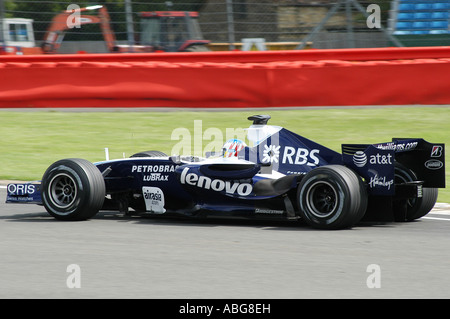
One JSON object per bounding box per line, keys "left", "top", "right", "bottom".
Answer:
{"left": 1, "top": 186, "right": 450, "bottom": 299}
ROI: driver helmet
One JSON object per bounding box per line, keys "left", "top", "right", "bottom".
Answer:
{"left": 222, "top": 139, "right": 246, "bottom": 158}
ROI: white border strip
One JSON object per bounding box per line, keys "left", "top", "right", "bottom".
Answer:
{"left": 422, "top": 216, "right": 450, "bottom": 221}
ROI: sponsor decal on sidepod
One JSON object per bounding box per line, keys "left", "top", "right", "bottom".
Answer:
{"left": 180, "top": 167, "right": 253, "bottom": 196}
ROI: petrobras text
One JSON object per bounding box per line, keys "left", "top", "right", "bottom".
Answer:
{"left": 131, "top": 164, "right": 176, "bottom": 173}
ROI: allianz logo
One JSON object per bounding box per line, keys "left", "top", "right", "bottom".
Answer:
{"left": 353, "top": 151, "right": 393, "bottom": 168}
{"left": 180, "top": 167, "right": 253, "bottom": 196}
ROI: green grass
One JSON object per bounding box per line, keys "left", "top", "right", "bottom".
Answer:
{"left": 1, "top": 106, "right": 449, "bottom": 202}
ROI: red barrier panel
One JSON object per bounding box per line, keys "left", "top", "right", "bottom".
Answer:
{"left": 0, "top": 57, "right": 450, "bottom": 108}
{"left": 270, "top": 59, "right": 450, "bottom": 107}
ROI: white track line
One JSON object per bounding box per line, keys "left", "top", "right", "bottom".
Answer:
{"left": 422, "top": 216, "right": 450, "bottom": 221}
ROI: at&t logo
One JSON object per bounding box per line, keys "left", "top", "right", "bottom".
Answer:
{"left": 353, "top": 151, "right": 393, "bottom": 168}
{"left": 353, "top": 151, "right": 367, "bottom": 168}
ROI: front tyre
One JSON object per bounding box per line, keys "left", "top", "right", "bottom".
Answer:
{"left": 297, "top": 165, "right": 368, "bottom": 230}
{"left": 41, "top": 158, "right": 105, "bottom": 221}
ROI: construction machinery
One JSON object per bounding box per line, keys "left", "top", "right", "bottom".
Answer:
{"left": 41, "top": 5, "right": 116, "bottom": 54}
{"left": 136, "top": 11, "right": 209, "bottom": 52}
{"left": 0, "top": 18, "right": 41, "bottom": 54}
{"left": 0, "top": 5, "right": 209, "bottom": 55}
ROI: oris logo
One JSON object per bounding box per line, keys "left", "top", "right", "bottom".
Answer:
{"left": 7, "top": 184, "right": 35, "bottom": 195}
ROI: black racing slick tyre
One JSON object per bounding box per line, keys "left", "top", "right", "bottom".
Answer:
{"left": 41, "top": 158, "right": 105, "bottom": 221}
{"left": 297, "top": 165, "right": 368, "bottom": 230}
{"left": 393, "top": 163, "right": 438, "bottom": 221}
{"left": 130, "top": 150, "right": 168, "bottom": 158}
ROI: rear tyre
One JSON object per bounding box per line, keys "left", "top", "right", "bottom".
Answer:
{"left": 130, "top": 150, "right": 167, "bottom": 158}
{"left": 297, "top": 165, "right": 368, "bottom": 230}
{"left": 184, "top": 45, "right": 210, "bottom": 52}
{"left": 393, "top": 163, "right": 438, "bottom": 221}
{"left": 41, "top": 158, "right": 105, "bottom": 221}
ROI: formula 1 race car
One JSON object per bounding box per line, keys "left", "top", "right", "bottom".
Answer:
{"left": 6, "top": 115, "right": 446, "bottom": 229}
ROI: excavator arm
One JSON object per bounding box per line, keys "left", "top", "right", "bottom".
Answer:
{"left": 42, "top": 5, "right": 116, "bottom": 54}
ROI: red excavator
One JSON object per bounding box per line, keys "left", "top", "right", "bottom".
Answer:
{"left": 1, "top": 5, "right": 209, "bottom": 55}
{"left": 41, "top": 5, "right": 116, "bottom": 54}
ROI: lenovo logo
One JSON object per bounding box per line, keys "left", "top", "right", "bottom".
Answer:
{"left": 180, "top": 167, "right": 253, "bottom": 196}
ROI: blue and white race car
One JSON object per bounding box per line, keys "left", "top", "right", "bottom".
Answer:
{"left": 6, "top": 115, "right": 446, "bottom": 229}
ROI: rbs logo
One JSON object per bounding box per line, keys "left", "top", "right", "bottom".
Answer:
{"left": 281, "top": 146, "right": 320, "bottom": 166}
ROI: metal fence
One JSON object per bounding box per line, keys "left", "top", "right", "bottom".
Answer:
{"left": 1, "top": 0, "right": 401, "bottom": 53}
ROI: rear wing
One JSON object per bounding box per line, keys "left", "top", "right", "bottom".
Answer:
{"left": 342, "top": 138, "right": 445, "bottom": 195}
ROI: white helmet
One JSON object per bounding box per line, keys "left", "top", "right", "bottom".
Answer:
{"left": 222, "top": 139, "right": 246, "bottom": 158}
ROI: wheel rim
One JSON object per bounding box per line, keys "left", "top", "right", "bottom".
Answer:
{"left": 305, "top": 181, "right": 338, "bottom": 219}
{"left": 48, "top": 173, "right": 78, "bottom": 209}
